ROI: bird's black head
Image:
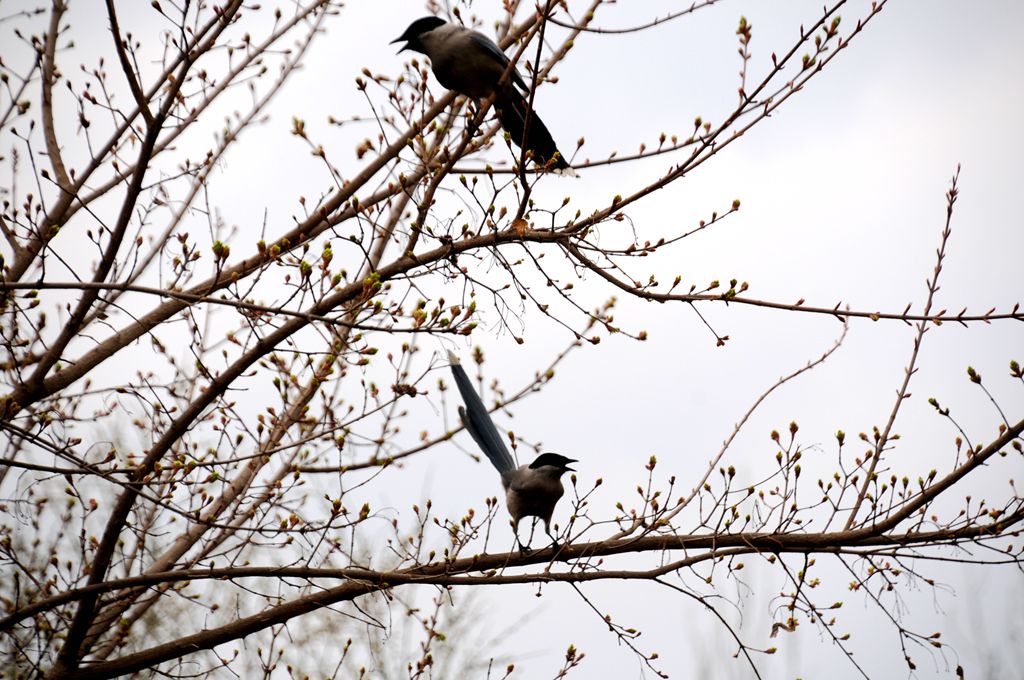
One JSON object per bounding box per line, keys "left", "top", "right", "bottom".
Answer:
{"left": 529, "top": 453, "right": 577, "bottom": 472}
{"left": 391, "top": 16, "right": 447, "bottom": 54}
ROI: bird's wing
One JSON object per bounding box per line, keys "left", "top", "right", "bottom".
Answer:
{"left": 467, "top": 31, "right": 529, "bottom": 91}
{"left": 448, "top": 352, "right": 516, "bottom": 474}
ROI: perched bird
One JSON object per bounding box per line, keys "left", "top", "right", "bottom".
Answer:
{"left": 393, "top": 16, "right": 575, "bottom": 175}
{"left": 448, "top": 351, "right": 577, "bottom": 551}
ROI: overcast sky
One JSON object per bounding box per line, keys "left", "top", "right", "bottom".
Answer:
{"left": 368, "top": 3, "right": 1024, "bottom": 676}
{"left": 5, "top": 0, "right": 1024, "bottom": 678}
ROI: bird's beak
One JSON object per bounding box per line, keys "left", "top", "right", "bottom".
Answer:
{"left": 390, "top": 37, "right": 408, "bottom": 52}
{"left": 565, "top": 458, "right": 578, "bottom": 472}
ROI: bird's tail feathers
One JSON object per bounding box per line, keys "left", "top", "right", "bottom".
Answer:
{"left": 494, "top": 90, "right": 572, "bottom": 174}
{"left": 448, "top": 353, "right": 516, "bottom": 474}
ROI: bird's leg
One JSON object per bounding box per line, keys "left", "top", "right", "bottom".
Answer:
{"left": 517, "top": 519, "right": 539, "bottom": 555}
{"left": 512, "top": 520, "right": 532, "bottom": 555}
{"left": 545, "top": 523, "right": 572, "bottom": 562}
{"left": 465, "top": 99, "right": 480, "bottom": 126}
{"left": 545, "top": 523, "right": 562, "bottom": 551}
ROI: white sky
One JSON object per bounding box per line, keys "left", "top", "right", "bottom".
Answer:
{"left": 370, "top": 4, "right": 1024, "bottom": 676}
{"left": 3, "top": 0, "right": 1023, "bottom": 678}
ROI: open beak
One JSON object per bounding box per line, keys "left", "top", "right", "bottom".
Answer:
{"left": 390, "top": 37, "right": 408, "bottom": 52}
{"left": 565, "top": 458, "right": 578, "bottom": 472}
